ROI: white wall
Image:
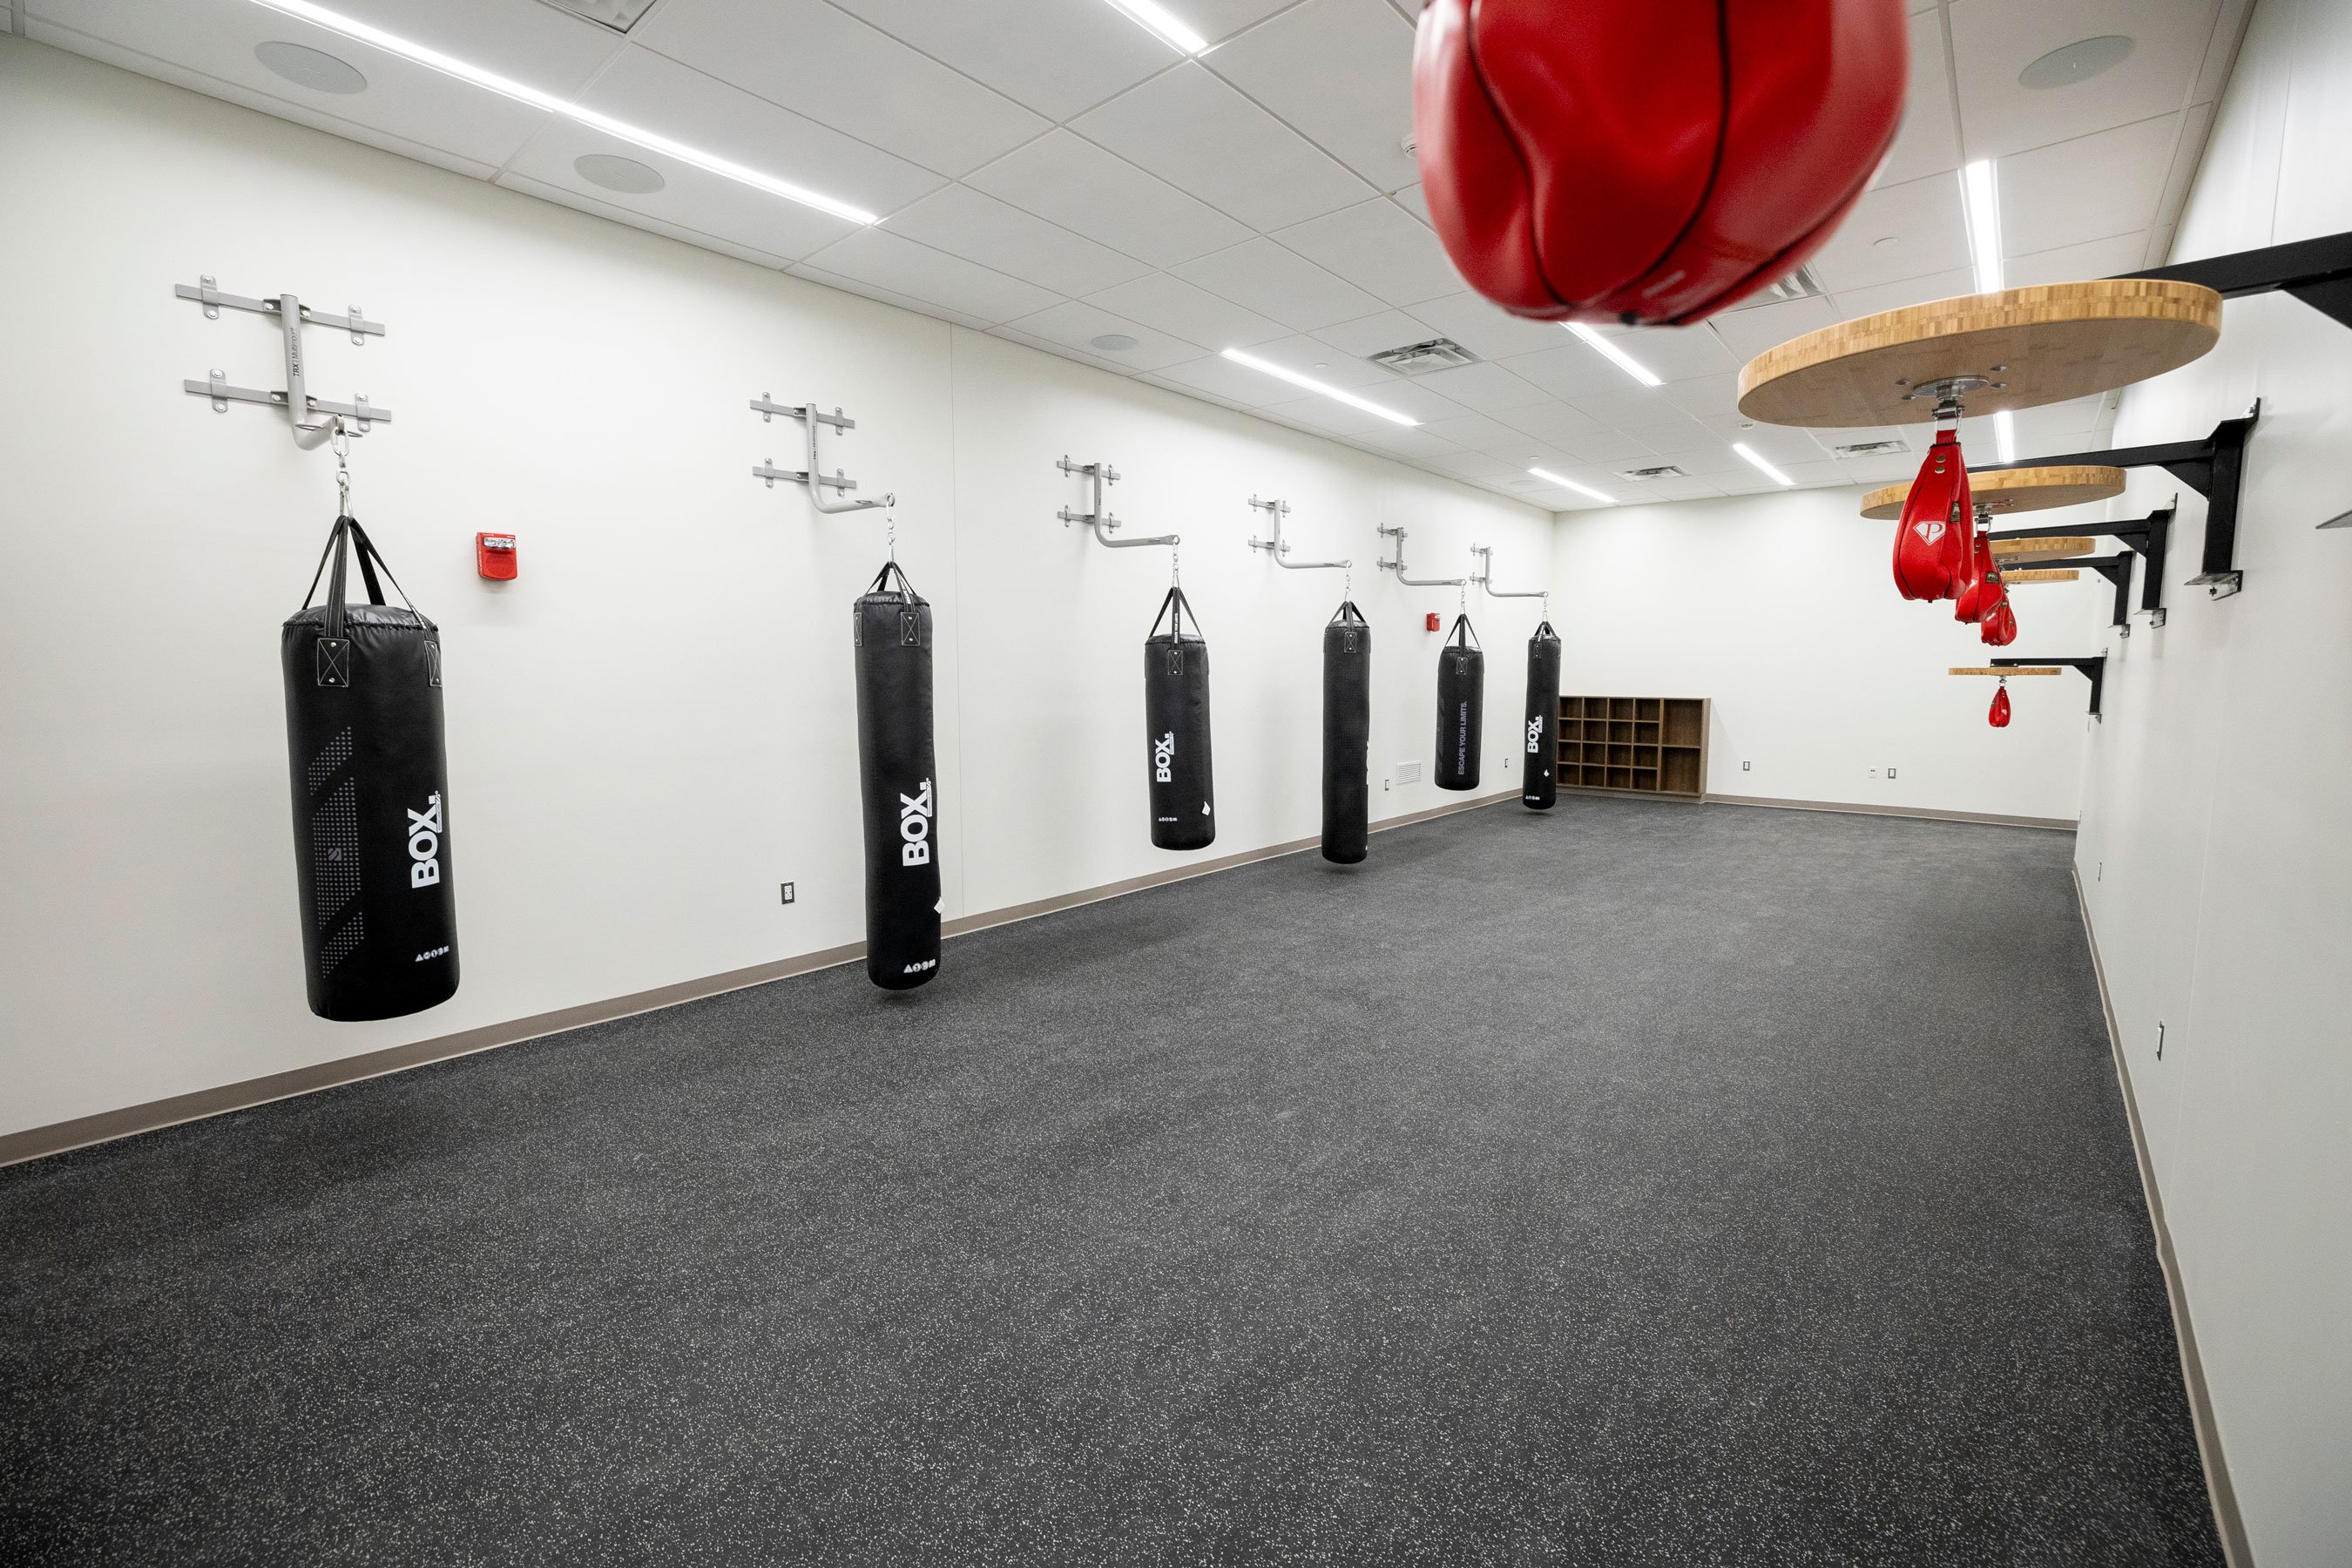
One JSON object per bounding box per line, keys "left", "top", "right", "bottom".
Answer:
{"left": 2072, "top": 1, "right": 2352, "bottom": 1560}
{"left": 0, "top": 40, "right": 1554, "bottom": 1139}
{"left": 1550, "top": 483, "right": 2105, "bottom": 823}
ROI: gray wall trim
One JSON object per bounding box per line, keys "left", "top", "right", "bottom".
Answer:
{"left": 1706, "top": 792, "right": 2078, "bottom": 832}
{"left": 2072, "top": 866, "right": 2254, "bottom": 1568}
{"left": 0, "top": 790, "right": 1516, "bottom": 1168}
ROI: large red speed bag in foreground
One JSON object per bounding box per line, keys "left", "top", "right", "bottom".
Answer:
{"left": 1413, "top": 0, "right": 1908, "bottom": 324}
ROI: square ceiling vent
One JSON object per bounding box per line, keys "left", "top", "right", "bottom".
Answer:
{"left": 1726, "top": 264, "right": 1828, "bottom": 309}
{"left": 1830, "top": 437, "right": 1909, "bottom": 457}
{"left": 538, "top": 0, "right": 661, "bottom": 32}
{"left": 1617, "top": 463, "right": 1687, "bottom": 480}
{"left": 1368, "top": 337, "right": 1477, "bottom": 375}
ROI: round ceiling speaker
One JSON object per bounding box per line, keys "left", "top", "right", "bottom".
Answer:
{"left": 574, "top": 153, "right": 666, "bottom": 194}
{"left": 2019, "top": 35, "right": 2134, "bottom": 90}
{"left": 254, "top": 41, "right": 367, "bottom": 95}
{"left": 1089, "top": 333, "right": 1139, "bottom": 352}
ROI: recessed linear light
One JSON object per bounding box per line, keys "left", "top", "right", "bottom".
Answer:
{"left": 247, "top": 0, "right": 879, "bottom": 225}
{"left": 1732, "top": 443, "right": 1795, "bottom": 486}
{"left": 1995, "top": 409, "right": 2018, "bottom": 463}
{"left": 1529, "top": 467, "right": 1616, "bottom": 504}
{"left": 1220, "top": 348, "right": 1419, "bottom": 427}
{"left": 1100, "top": 0, "right": 1208, "bottom": 53}
{"left": 1960, "top": 158, "right": 2004, "bottom": 293}
{"left": 1565, "top": 321, "right": 1663, "bottom": 388}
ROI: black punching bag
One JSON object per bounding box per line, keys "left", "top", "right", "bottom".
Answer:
{"left": 1144, "top": 585, "right": 1215, "bottom": 851}
{"left": 1322, "top": 601, "right": 1370, "bottom": 863}
{"left": 1434, "top": 613, "right": 1484, "bottom": 792}
{"left": 1523, "top": 620, "right": 1562, "bottom": 809}
{"left": 854, "top": 561, "right": 941, "bottom": 990}
{"left": 280, "top": 515, "right": 458, "bottom": 1022}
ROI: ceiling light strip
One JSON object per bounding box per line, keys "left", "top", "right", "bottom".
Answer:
{"left": 1565, "top": 322, "right": 1662, "bottom": 388}
{"left": 1732, "top": 443, "right": 1795, "bottom": 486}
{"left": 1100, "top": 0, "right": 1208, "bottom": 53}
{"left": 247, "top": 0, "right": 879, "bottom": 224}
{"left": 1220, "top": 348, "right": 1420, "bottom": 427}
{"left": 1960, "top": 158, "right": 2004, "bottom": 293}
{"left": 1528, "top": 467, "right": 1615, "bottom": 504}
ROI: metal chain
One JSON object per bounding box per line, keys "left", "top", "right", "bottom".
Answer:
{"left": 885, "top": 505, "right": 897, "bottom": 564}
{"left": 330, "top": 423, "right": 352, "bottom": 517}
{"left": 1171, "top": 544, "right": 1180, "bottom": 589}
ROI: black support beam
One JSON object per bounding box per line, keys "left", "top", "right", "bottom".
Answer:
{"left": 1991, "top": 656, "right": 2107, "bottom": 718}
{"left": 2121, "top": 231, "right": 2352, "bottom": 329}
{"left": 1988, "top": 505, "right": 2173, "bottom": 625}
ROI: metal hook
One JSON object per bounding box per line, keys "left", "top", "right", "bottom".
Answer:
{"left": 885, "top": 505, "right": 897, "bottom": 564}
{"left": 330, "top": 424, "right": 352, "bottom": 515}
{"left": 1171, "top": 545, "right": 1181, "bottom": 589}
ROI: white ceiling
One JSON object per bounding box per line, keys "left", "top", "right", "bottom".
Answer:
{"left": 22, "top": 0, "right": 2254, "bottom": 510}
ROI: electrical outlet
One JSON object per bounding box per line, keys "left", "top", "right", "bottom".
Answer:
{"left": 780, "top": 882, "right": 796, "bottom": 905}
{"left": 1396, "top": 760, "right": 1422, "bottom": 784}
{"left": 1887, "top": 767, "right": 1897, "bottom": 780}
{"left": 1742, "top": 760, "right": 1751, "bottom": 772}
{"left": 2156, "top": 1021, "right": 2166, "bottom": 1059}
{"left": 1868, "top": 767, "right": 1878, "bottom": 779}
{"left": 2099, "top": 861, "right": 2104, "bottom": 882}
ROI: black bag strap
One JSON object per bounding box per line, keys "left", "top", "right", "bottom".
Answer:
{"left": 1448, "top": 612, "right": 1481, "bottom": 650}
{"left": 868, "top": 559, "right": 921, "bottom": 602}
{"left": 1148, "top": 585, "right": 1200, "bottom": 641}
{"left": 297, "top": 514, "right": 415, "bottom": 642}
{"left": 1531, "top": 618, "right": 1558, "bottom": 643}
{"left": 1328, "top": 599, "right": 1368, "bottom": 626}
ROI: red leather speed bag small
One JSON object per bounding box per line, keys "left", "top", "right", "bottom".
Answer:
{"left": 1989, "top": 685, "right": 2012, "bottom": 727}
{"left": 1980, "top": 598, "right": 2017, "bottom": 647}
{"left": 1412, "top": 0, "right": 1908, "bottom": 324}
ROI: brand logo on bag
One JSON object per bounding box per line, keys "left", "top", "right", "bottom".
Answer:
{"left": 1526, "top": 718, "right": 1543, "bottom": 754}
{"left": 1153, "top": 731, "right": 1174, "bottom": 783}
{"left": 900, "top": 779, "right": 934, "bottom": 866}
{"left": 902, "top": 958, "right": 936, "bottom": 975}
{"left": 1912, "top": 517, "right": 1945, "bottom": 546}
{"left": 408, "top": 793, "right": 443, "bottom": 888}
{"left": 415, "top": 945, "right": 449, "bottom": 963}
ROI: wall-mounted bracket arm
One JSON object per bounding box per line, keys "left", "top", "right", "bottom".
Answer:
{"left": 1247, "top": 495, "right": 1348, "bottom": 571}
{"left": 176, "top": 275, "right": 390, "bottom": 445}
{"left": 2121, "top": 231, "right": 2352, "bottom": 331}
{"left": 751, "top": 395, "right": 894, "bottom": 513}
{"left": 1058, "top": 456, "right": 1177, "bottom": 551}
{"left": 1469, "top": 544, "right": 1548, "bottom": 607}
{"left": 1990, "top": 655, "right": 2107, "bottom": 718}
{"left": 1989, "top": 504, "right": 2173, "bottom": 628}
{"left": 1375, "top": 525, "right": 1466, "bottom": 588}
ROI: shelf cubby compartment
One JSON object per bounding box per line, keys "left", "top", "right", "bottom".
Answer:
{"left": 1662, "top": 699, "right": 1706, "bottom": 747}
{"left": 1556, "top": 696, "right": 1711, "bottom": 800}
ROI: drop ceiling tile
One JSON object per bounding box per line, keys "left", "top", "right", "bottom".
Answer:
{"left": 1083, "top": 272, "right": 1290, "bottom": 350}
{"left": 2004, "top": 233, "right": 2146, "bottom": 288}
{"left": 1424, "top": 412, "right": 1528, "bottom": 452}
{"left": 1403, "top": 362, "right": 1555, "bottom": 414}
{"left": 1712, "top": 422, "right": 1822, "bottom": 464}
{"left": 1503, "top": 341, "right": 1639, "bottom": 402}
{"left": 829, "top": 0, "right": 1178, "bottom": 122}
{"left": 1423, "top": 449, "right": 1525, "bottom": 482}
{"left": 1999, "top": 113, "right": 2179, "bottom": 257}
{"left": 1623, "top": 475, "right": 1727, "bottom": 502}
{"left": 1770, "top": 458, "right": 1861, "bottom": 490}
{"left": 280, "top": 0, "right": 624, "bottom": 88}
{"left": 787, "top": 261, "right": 1001, "bottom": 331}
{"left": 578, "top": 46, "right": 945, "bottom": 218}
{"left": 1807, "top": 171, "right": 1975, "bottom": 292}
{"left": 1311, "top": 309, "right": 1442, "bottom": 360}
{"left": 1626, "top": 446, "right": 1749, "bottom": 479}
{"left": 966, "top": 130, "right": 1252, "bottom": 268}
{"left": 985, "top": 325, "right": 1141, "bottom": 378}
{"left": 1492, "top": 403, "right": 1605, "bottom": 444}
{"left": 1150, "top": 354, "right": 1295, "bottom": 407}
{"left": 1826, "top": 267, "right": 1978, "bottom": 321}
{"left": 33, "top": 0, "right": 556, "bottom": 169}
{"left": 884, "top": 185, "right": 1153, "bottom": 297}
{"left": 998, "top": 299, "right": 1201, "bottom": 371}
{"left": 1590, "top": 324, "right": 1739, "bottom": 382}
{"left": 1346, "top": 379, "right": 1472, "bottom": 426}
{"left": 1184, "top": 0, "right": 1311, "bottom": 44}
{"left": 1524, "top": 467, "right": 1626, "bottom": 506}
{"left": 1659, "top": 372, "right": 1746, "bottom": 422}
{"left": 1274, "top": 198, "right": 1464, "bottom": 307}
{"left": 502, "top": 171, "right": 800, "bottom": 273}
{"left": 632, "top": 0, "right": 1047, "bottom": 179}
{"left": 1205, "top": 0, "right": 1419, "bottom": 192}
{"left": 1071, "top": 63, "right": 1373, "bottom": 232}
{"left": 1950, "top": 0, "right": 2220, "bottom": 161}
{"left": 1555, "top": 430, "right": 1664, "bottom": 467}
{"left": 1134, "top": 372, "right": 1258, "bottom": 416}
{"left": 1391, "top": 183, "right": 1433, "bottom": 223}
{"left": 1878, "top": 5, "right": 1963, "bottom": 186}
{"left": 1407, "top": 293, "right": 1569, "bottom": 360}
{"left": 801, "top": 226, "right": 1063, "bottom": 323}
{"left": 1347, "top": 425, "right": 1463, "bottom": 461}
{"left": 1172, "top": 237, "right": 1385, "bottom": 331}
{"left": 504, "top": 119, "right": 866, "bottom": 260}
{"left": 1565, "top": 393, "right": 1718, "bottom": 446}
{"left": 1707, "top": 297, "right": 1843, "bottom": 362}
{"left": 1256, "top": 394, "right": 1399, "bottom": 439}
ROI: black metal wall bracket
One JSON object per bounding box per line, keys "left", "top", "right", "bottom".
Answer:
{"left": 1991, "top": 656, "right": 2107, "bottom": 719}
{"left": 1988, "top": 505, "right": 2174, "bottom": 632}
{"left": 2122, "top": 231, "right": 2352, "bottom": 331}
{"left": 1973, "top": 408, "right": 2255, "bottom": 598}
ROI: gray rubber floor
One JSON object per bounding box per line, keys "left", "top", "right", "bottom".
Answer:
{"left": 1, "top": 796, "right": 2222, "bottom": 1565}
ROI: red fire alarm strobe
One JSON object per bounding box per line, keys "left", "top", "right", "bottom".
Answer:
{"left": 1425, "top": 612, "right": 1442, "bottom": 632}
{"left": 476, "top": 533, "right": 517, "bottom": 580}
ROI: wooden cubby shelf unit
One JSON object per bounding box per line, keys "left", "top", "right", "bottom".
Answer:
{"left": 1558, "top": 696, "right": 1709, "bottom": 799}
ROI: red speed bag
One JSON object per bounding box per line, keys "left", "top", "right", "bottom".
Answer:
{"left": 1989, "top": 685, "right": 2012, "bottom": 727}
{"left": 1980, "top": 597, "right": 2017, "bottom": 647}
{"left": 1412, "top": 0, "right": 1908, "bottom": 324}
{"left": 1954, "top": 528, "right": 1997, "bottom": 622}
{"left": 1893, "top": 431, "right": 1971, "bottom": 601}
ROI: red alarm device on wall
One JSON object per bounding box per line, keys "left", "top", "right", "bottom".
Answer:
{"left": 476, "top": 532, "right": 517, "bottom": 580}
{"left": 1425, "top": 612, "right": 1443, "bottom": 632}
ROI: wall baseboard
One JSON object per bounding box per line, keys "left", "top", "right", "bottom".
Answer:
{"left": 0, "top": 789, "right": 1517, "bottom": 1168}
{"left": 2072, "top": 867, "right": 2253, "bottom": 1568}
{"left": 1706, "top": 792, "right": 2078, "bottom": 832}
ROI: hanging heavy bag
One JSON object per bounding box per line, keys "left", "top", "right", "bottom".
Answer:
{"left": 1893, "top": 429, "right": 1970, "bottom": 601}
{"left": 1412, "top": 0, "right": 1906, "bottom": 325}
{"left": 853, "top": 560, "right": 941, "bottom": 990}
{"left": 1321, "top": 601, "right": 1371, "bottom": 863}
{"left": 1144, "top": 586, "right": 1215, "bottom": 851}
{"left": 1434, "top": 613, "right": 1485, "bottom": 792}
{"left": 1989, "top": 683, "right": 2013, "bottom": 728}
{"left": 1522, "top": 620, "right": 1562, "bottom": 810}
{"left": 280, "top": 515, "right": 458, "bottom": 1022}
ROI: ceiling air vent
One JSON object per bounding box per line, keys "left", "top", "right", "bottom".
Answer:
{"left": 1728, "top": 264, "right": 1829, "bottom": 309}
{"left": 1617, "top": 464, "right": 1687, "bottom": 480}
{"left": 1830, "top": 437, "right": 1909, "bottom": 457}
{"left": 1368, "top": 337, "right": 1478, "bottom": 375}
{"left": 537, "top": 0, "right": 661, "bottom": 32}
